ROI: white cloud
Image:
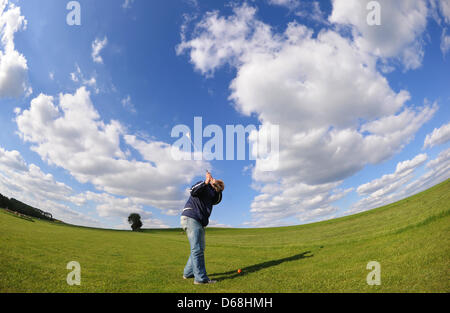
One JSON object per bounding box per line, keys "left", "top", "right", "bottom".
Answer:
{"left": 70, "top": 64, "right": 99, "bottom": 93}
{"left": 349, "top": 149, "right": 450, "bottom": 215}
{"left": 91, "top": 37, "right": 108, "bottom": 64}
{"left": 393, "top": 149, "right": 449, "bottom": 199}
{"left": 268, "top": 0, "right": 328, "bottom": 25}
{"left": 121, "top": 95, "right": 136, "bottom": 113}
{"left": 122, "top": 0, "right": 135, "bottom": 10}
{"left": 208, "top": 220, "right": 232, "bottom": 228}
{"left": 246, "top": 180, "right": 352, "bottom": 227}
{"left": 442, "top": 0, "right": 450, "bottom": 20}
{"left": 70, "top": 73, "right": 78, "bottom": 83}
{"left": 176, "top": 5, "right": 271, "bottom": 76}
{"left": 430, "top": 0, "right": 450, "bottom": 55}
{"left": 268, "top": 0, "right": 300, "bottom": 10}
{"left": 0, "top": 146, "right": 102, "bottom": 227}
{"left": 79, "top": 191, "right": 143, "bottom": 218}
{"left": 113, "top": 217, "right": 169, "bottom": 230}
{"left": 16, "top": 87, "right": 209, "bottom": 216}
{"left": 70, "top": 64, "right": 82, "bottom": 82}
{"left": 178, "top": 4, "right": 438, "bottom": 226}
{"left": 76, "top": 191, "right": 170, "bottom": 229}
{"left": 0, "top": 0, "right": 31, "bottom": 98}
{"left": 424, "top": 122, "right": 450, "bottom": 149}
{"left": 356, "top": 153, "right": 427, "bottom": 197}
{"left": 431, "top": 0, "right": 450, "bottom": 24}
{"left": 0, "top": 147, "right": 27, "bottom": 171}
{"left": 329, "top": 0, "right": 429, "bottom": 70}
{"left": 443, "top": 0, "right": 450, "bottom": 22}
{"left": 441, "top": 28, "right": 450, "bottom": 55}
{"left": 295, "top": 1, "right": 329, "bottom": 24}
{"left": 140, "top": 217, "right": 170, "bottom": 229}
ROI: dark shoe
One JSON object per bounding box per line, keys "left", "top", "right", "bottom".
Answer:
{"left": 194, "top": 279, "right": 217, "bottom": 285}
{"left": 183, "top": 275, "right": 194, "bottom": 280}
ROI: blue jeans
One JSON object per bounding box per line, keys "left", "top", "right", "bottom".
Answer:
{"left": 180, "top": 215, "right": 209, "bottom": 283}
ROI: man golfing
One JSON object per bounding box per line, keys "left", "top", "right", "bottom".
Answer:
{"left": 180, "top": 171, "right": 225, "bottom": 285}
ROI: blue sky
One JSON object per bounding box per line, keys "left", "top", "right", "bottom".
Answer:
{"left": 0, "top": 0, "right": 449, "bottom": 229}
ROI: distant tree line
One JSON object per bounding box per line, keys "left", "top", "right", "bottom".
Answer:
{"left": 0, "top": 193, "right": 54, "bottom": 221}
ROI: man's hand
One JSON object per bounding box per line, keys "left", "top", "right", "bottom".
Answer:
{"left": 205, "top": 171, "right": 213, "bottom": 184}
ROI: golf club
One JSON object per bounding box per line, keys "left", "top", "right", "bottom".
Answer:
{"left": 186, "top": 132, "right": 210, "bottom": 174}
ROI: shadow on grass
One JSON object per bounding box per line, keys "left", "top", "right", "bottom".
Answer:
{"left": 209, "top": 251, "right": 314, "bottom": 281}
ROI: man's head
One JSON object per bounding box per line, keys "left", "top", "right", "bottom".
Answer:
{"left": 211, "top": 179, "right": 225, "bottom": 192}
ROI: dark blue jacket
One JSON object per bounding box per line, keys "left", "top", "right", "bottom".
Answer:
{"left": 181, "top": 181, "right": 222, "bottom": 227}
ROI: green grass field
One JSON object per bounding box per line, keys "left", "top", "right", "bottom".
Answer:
{"left": 1, "top": 179, "right": 449, "bottom": 293}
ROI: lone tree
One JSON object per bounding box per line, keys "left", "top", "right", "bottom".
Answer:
{"left": 128, "top": 213, "right": 143, "bottom": 231}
